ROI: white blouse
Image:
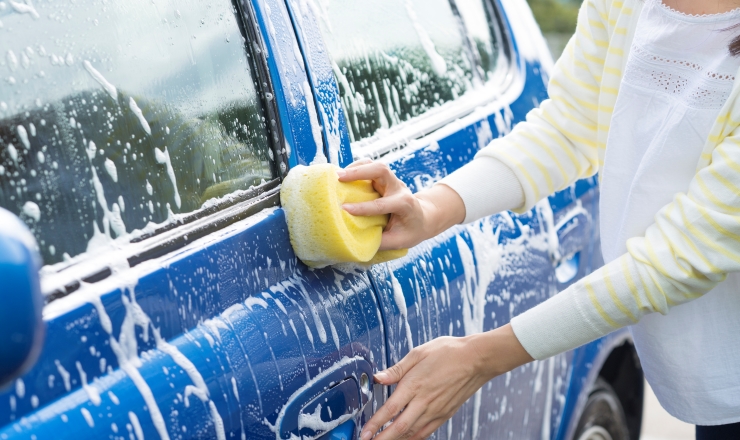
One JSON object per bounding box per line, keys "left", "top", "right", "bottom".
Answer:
{"left": 600, "top": 0, "right": 740, "bottom": 424}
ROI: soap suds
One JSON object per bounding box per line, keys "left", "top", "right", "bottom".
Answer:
{"left": 154, "top": 147, "right": 181, "bottom": 208}
{"left": 303, "top": 81, "right": 327, "bottom": 165}
{"left": 55, "top": 360, "right": 71, "bottom": 391}
{"left": 104, "top": 158, "right": 118, "bottom": 182}
{"left": 75, "top": 361, "right": 102, "bottom": 406}
{"left": 390, "top": 272, "right": 414, "bottom": 350}
{"left": 129, "top": 411, "right": 144, "bottom": 440}
{"left": 81, "top": 407, "right": 94, "bottom": 427}
{"left": 16, "top": 125, "right": 30, "bottom": 149}
{"left": 9, "top": 0, "right": 40, "bottom": 19}
{"left": 83, "top": 61, "right": 118, "bottom": 101}
{"left": 405, "top": 0, "right": 446, "bottom": 76}
{"left": 22, "top": 201, "right": 40, "bottom": 221}
{"left": 128, "top": 97, "right": 151, "bottom": 135}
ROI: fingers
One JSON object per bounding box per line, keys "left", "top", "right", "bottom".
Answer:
{"left": 362, "top": 388, "right": 414, "bottom": 440}
{"left": 412, "top": 419, "right": 446, "bottom": 440}
{"left": 337, "top": 162, "right": 403, "bottom": 193}
{"left": 362, "top": 350, "right": 424, "bottom": 439}
{"left": 345, "top": 158, "right": 373, "bottom": 169}
{"left": 375, "top": 346, "right": 421, "bottom": 385}
{"left": 343, "top": 192, "right": 415, "bottom": 218}
{"left": 371, "top": 401, "right": 426, "bottom": 440}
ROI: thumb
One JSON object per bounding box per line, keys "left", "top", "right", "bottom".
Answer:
{"left": 374, "top": 349, "right": 420, "bottom": 385}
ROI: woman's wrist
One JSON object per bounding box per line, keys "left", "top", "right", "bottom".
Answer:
{"left": 415, "top": 184, "right": 466, "bottom": 238}
{"left": 466, "top": 324, "right": 535, "bottom": 380}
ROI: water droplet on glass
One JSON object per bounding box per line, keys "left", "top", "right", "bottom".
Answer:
{"left": 6, "top": 50, "right": 18, "bottom": 71}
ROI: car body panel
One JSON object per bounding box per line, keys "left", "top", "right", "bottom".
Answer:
{"left": 0, "top": 206, "right": 387, "bottom": 439}
{"left": 0, "top": 0, "right": 633, "bottom": 438}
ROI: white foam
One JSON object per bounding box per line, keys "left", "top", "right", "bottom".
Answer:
{"left": 154, "top": 147, "right": 181, "bottom": 208}
{"left": 9, "top": 0, "right": 39, "bottom": 19}
{"left": 55, "top": 360, "right": 71, "bottom": 391}
{"left": 128, "top": 97, "right": 151, "bottom": 135}
{"left": 15, "top": 379, "right": 25, "bottom": 398}
{"left": 7, "top": 143, "right": 18, "bottom": 162}
{"left": 129, "top": 411, "right": 144, "bottom": 440}
{"left": 245, "top": 297, "right": 269, "bottom": 310}
{"left": 405, "top": 0, "right": 446, "bottom": 76}
{"left": 208, "top": 401, "right": 226, "bottom": 440}
{"left": 303, "top": 81, "right": 327, "bottom": 164}
{"left": 104, "top": 158, "right": 118, "bottom": 182}
{"left": 231, "top": 377, "right": 239, "bottom": 402}
{"left": 83, "top": 61, "right": 118, "bottom": 101}
{"left": 81, "top": 407, "right": 94, "bottom": 427}
{"left": 16, "top": 125, "right": 29, "bottom": 149}
{"left": 390, "top": 272, "right": 414, "bottom": 350}
{"left": 75, "top": 361, "right": 102, "bottom": 406}
{"left": 6, "top": 50, "right": 18, "bottom": 71}
{"left": 22, "top": 201, "right": 40, "bottom": 221}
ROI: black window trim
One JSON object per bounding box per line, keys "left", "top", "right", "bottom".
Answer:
{"left": 349, "top": 0, "right": 519, "bottom": 160}
{"left": 41, "top": 0, "right": 288, "bottom": 302}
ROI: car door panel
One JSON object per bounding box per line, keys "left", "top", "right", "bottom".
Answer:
{"left": 0, "top": 208, "right": 387, "bottom": 439}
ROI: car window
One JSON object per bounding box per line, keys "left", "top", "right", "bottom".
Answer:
{"left": 317, "top": 0, "right": 505, "bottom": 143}
{"left": 0, "top": 0, "right": 275, "bottom": 266}
{"left": 454, "top": 0, "right": 503, "bottom": 78}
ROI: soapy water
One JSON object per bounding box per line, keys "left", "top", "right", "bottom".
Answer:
{"left": 0, "top": 0, "right": 276, "bottom": 267}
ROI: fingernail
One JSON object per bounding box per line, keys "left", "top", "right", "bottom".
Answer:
{"left": 336, "top": 169, "right": 346, "bottom": 178}
{"left": 361, "top": 430, "right": 372, "bottom": 440}
{"left": 342, "top": 203, "right": 353, "bottom": 213}
{"left": 374, "top": 371, "right": 388, "bottom": 382}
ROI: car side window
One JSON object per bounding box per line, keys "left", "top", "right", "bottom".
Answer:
{"left": 317, "top": 0, "right": 505, "bottom": 143}
{"left": 0, "top": 0, "right": 275, "bottom": 266}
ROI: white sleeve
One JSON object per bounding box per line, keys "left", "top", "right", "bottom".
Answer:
{"left": 438, "top": 156, "right": 525, "bottom": 224}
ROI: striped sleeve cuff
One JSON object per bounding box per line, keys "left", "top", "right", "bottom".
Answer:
{"left": 438, "top": 156, "right": 525, "bottom": 224}
{"left": 510, "top": 280, "right": 616, "bottom": 360}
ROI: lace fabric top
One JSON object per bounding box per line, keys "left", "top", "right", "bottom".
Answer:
{"left": 623, "top": 0, "right": 740, "bottom": 108}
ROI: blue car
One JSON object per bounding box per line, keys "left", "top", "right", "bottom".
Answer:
{"left": 0, "top": 0, "right": 644, "bottom": 438}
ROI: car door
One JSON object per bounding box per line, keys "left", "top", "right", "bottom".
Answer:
{"left": 289, "top": 0, "right": 600, "bottom": 438}
{"left": 0, "top": 0, "right": 386, "bottom": 439}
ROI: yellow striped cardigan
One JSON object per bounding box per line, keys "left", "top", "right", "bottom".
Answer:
{"left": 484, "top": 0, "right": 740, "bottom": 359}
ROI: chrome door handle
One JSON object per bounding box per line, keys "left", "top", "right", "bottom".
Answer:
{"left": 555, "top": 251, "right": 580, "bottom": 284}
{"left": 277, "top": 356, "right": 373, "bottom": 439}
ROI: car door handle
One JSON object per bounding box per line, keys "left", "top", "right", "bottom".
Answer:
{"left": 555, "top": 251, "right": 580, "bottom": 284}
{"left": 277, "top": 356, "right": 373, "bottom": 439}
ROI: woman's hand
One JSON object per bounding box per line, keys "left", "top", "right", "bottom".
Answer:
{"left": 337, "top": 159, "right": 465, "bottom": 250}
{"left": 361, "top": 324, "right": 534, "bottom": 440}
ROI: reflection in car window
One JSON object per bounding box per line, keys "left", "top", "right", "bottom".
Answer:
{"left": 317, "top": 0, "right": 503, "bottom": 142}
{"left": 0, "top": 0, "right": 274, "bottom": 265}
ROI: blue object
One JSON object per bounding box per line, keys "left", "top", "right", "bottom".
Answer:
{"left": 0, "top": 209, "right": 44, "bottom": 390}
{"left": 0, "top": 0, "right": 643, "bottom": 438}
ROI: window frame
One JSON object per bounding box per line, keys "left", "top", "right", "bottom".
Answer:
{"left": 40, "top": 0, "right": 288, "bottom": 302}
{"left": 347, "top": 0, "right": 519, "bottom": 160}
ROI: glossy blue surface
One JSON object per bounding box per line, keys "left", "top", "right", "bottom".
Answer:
{"left": 0, "top": 211, "right": 44, "bottom": 389}
{"left": 0, "top": 0, "right": 632, "bottom": 438}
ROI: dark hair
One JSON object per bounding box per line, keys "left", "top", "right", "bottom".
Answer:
{"left": 730, "top": 31, "right": 740, "bottom": 56}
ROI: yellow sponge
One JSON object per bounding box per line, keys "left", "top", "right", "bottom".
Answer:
{"left": 281, "top": 164, "right": 408, "bottom": 268}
